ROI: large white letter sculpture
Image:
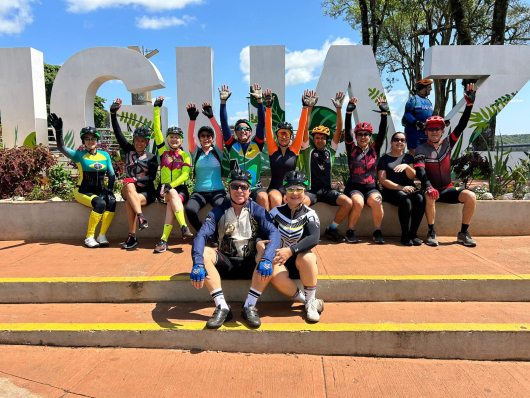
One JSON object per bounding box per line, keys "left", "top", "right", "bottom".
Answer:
{"left": 50, "top": 47, "right": 165, "bottom": 148}
{"left": 316, "top": 45, "right": 396, "bottom": 154}
{"left": 0, "top": 48, "right": 47, "bottom": 148}
{"left": 176, "top": 46, "right": 215, "bottom": 152}
{"left": 424, "top": 45, "right": 530, "bottom": 154}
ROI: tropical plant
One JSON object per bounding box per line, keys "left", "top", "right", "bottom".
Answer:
{"left": 117, "top": 111, "right": 153, "bottom": 132}
{"left": 484, "top": 135, "right": 512, "bottom": 198}
{"left": 508, "top": 153, "right": 530, "bottom": 199}
{"left": 452, "top": 151, "right": 492, "bottom": 189}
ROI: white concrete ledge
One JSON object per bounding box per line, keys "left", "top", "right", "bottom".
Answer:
{"left": 2, "top": 200, "right": 530, "bottom": 240}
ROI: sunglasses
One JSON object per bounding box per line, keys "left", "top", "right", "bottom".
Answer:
{"left": 230, "top": 183, "right": 250, "bottom": 191}
{"left": 426, "top": 126, "right": 443, "bottom": 132}
{"left": 236, "top": 126, "right": 251, "bottom": 132}
{"left": 277, "top": 131, "right": 291, "bottom": 138}
{"left": 356, "top": 132, "right": 371, "bottom": 138}
{"left": 84, "top": 137, "right": 98, "bottom": 142}
{"left": 286, "top": 187, "right": 305, "bottom": 194}
{"left": 392, "top": 138, "right": 406, "bottom": 143}
{"left": 199, "top": 134, "right": 213, "bottom": 139}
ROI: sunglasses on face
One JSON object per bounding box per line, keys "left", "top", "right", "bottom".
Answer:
{"left": 356, "top": 133, "right": 371, "bottom": 138}
{"left": 277, "top": 131, "right": 291, "bottom": 138}
{"left": 392, "top": 138, "right": 406, "bottom": 143}
{"left": 286, "top": 187, "right": 305, "bottom": 194}
{"left": 236, "top": 126, "right": 251, "bottom": 132}
{"left": 230, "top": 183, "right": 250, "bottom": 191}
{"left": 427, "top": 127, "right": 443, "bottom": 132}
{"left": 84, "top": 137, "right": 97, "bottom": 142}
{"left": 199, "top": 134, "right": 213, "bottom": 139}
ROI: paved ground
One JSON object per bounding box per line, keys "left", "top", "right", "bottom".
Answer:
{"left": 1, "top": 236, "right": 529, "bottom": 278}
{"left": 0, "top": 346, "right": 529, "bottom": 398}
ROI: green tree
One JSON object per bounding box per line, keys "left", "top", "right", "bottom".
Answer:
{"left": 44, "top": 63, "right": 109, "bottom": 128}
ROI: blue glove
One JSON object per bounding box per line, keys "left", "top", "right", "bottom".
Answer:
{"left": 257, "top": 259, "right": 273, "bottom": 277}
{"left": 190, "top": 264, "right": 207, "bottom": 282}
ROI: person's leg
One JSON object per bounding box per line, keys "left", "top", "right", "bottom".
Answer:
{"left": 99, "top": 194, "right": 117, "bottom": 240}
{"left": 122, "top": 183, "right": 142, "bottom": 215}
{"left": 268, "top": 189, "right": 283, "bottom": 210}
{"left": 333, "top": 194, "right": 352, "bottom": 224}
{"left": 424, "top": 191, "right": 438, "bottom": 246}
{"left": 457, "top": 189, "right": 477, "bottom": 246}
{"left": 201, "top": 248, "right": 233, "bottom": 328}
{"left": 296, "top": 252, "right": 323, "bottom": 322}
{"left": 347, "top": 193, "right": 364, "bottom": 229}
{"left": 165, "top": 189, "right": 186, "bottom": 227}
{"left": 270, "top": 263, "right": 304, "bottom": 301}
{"left": 74, "top": 188, "right": 102, "bottom": 248}
{"left": 124, "top": 201, "right": 136, "bottom": 234}
{"left": 252, "top": 188, "right": 269, "bottom": 211}
{"left": 366, "top": 191, "right": 384, "bottom": 229}
{"left": 409, "top": 192, "right": 425, "bottom": 244}
{"left": 185, "top": 192, "right": 206, "bottom": 232}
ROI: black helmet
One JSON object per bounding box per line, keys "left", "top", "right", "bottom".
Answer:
{"left": 283, "top": 170, "right": 308, "bottom": 189}
{"left": 227, "top": 169, "right": 252, "bottom": 186}
{"left": 198, "top": 126, "right": 215, "bottom": 137}
{"left": 134, "top": 126, "right": 151, "bottom": 139}
{"left": 276, "top": 121, "right": 293, "bottom": 133}
{"left": 80, "top": 126, "right": 100, "bottom": 139}
{"left": 166, "top": 126, "right": 184, "bottom": 138}
{"left": 235, "top": 119, "right": 253, "bottom": 130}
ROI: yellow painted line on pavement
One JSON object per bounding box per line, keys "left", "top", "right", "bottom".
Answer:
{"left": 1, "top": 275, "right": 530, "bottom": 283}
{"left": 0, "top": 322, "right": 529, "bottom": 332}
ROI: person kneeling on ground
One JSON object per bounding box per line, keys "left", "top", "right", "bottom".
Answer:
{"left": 414, "top": 83, "right": 478, "bottom": 247}
{"left": 50, "top": 114, "right": 116, "bottom": 248}
{"left": 190, "top": 169, "right": 281, "bottom": 329}
{"left": 299, "top": 91, "right": 352, "bottom": 242}
{"left": 267, "top": 171, "right": 324, "bottom": 322}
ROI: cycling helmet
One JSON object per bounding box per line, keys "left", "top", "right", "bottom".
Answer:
{"left": 425, "top": 115, "right": 445, "bottom": 129}
{"left": 235, "top": 119, "right": 253, "bottom": 130}
{"left": 354, "top": 122, "right": 373, "bottom": 135}
{"left": 311, "top": 125, "right": 330, "bottom": 136}
{"left": 80, "top": 126, "right": 100, "bottom": 139}
{"left": 283, "top": 170, "right": 309, "bottom": 189}
{"left": 227, "top": 169, "right": 252, "bottom": 186}
{"left": 133, "top": 126, "right": 151, "bottom": 139}
{"left": 415, "top": 78, "right": 433, "bottom": 90}
{"left": 198, "top": 126, "right": 215, "bottom": 137}
{"left": 276, "top": 121, "right": 293, "bottom": 134}
{"left": 166, "top": 126, "right": 184, "bottom": 138}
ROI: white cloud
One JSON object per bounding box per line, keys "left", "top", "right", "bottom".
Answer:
{"left": 65, "top": 0, "right": 203, "bottom": 13}
{"left": 107, "top": 79, "right": 123, "bottom": 84}
{"left": 0, "top": 0, "right": 35, "bottom": 35}
{"left": 83, "top": 20, "right": 94, "bottom": 29}
{"left": 510, "top": 99, "right": 524, "bottom": 103}
{"left": 239, "top": 46, "right": 250, "bottom": 84}
{"left": 238, "top": 37, "right": 355, "bottom": 87}
{"left": 135, "top": 15, "right": 195, "bottom": 29}
{"left": 229, "top": 110, "right": 249, "bottom": 122}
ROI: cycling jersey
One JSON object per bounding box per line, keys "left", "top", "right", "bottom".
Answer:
{"left": 403, "top": 95, "right": 434, "bottom": 132}
{"left": 111, "top": 113, "right": 158, "bottom": 189}
{"left": 56, "top": 129, "right": 115, "bottom": 190}
{"left": 153, "top": 107, "right": 191, "bottom": 188}
{"left": 220, "top": 102, "right": 265, "bottom": 189}
{"left": 192, "top": 200, "right": 280, "bottom": 264}
{"left": 414, "top": 105, "right": 473, "bottom": 189}
{"left": 299, "top": 141, "right": 338, "bottom": 192}
{"left": 344, "top": 113, "right": 387, "bottom": 189}
{"left": 266, "top": 107, "right": 308, "bottom": 191}
{"left": 269, "top": 203, "right": 320, "bottom": 255}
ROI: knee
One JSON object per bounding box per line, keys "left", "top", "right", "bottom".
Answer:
{"left": 257, "top": 192, "right": 268, "bottom": 202}
{"left": 400, "top": 198, "right": 412, "bottom": 211}
{"left": 167, "top": 189, "right": 179, "bottom": 200}
{"left": 106, "top": 197, "right": 117, "bottom": 212}
{"left": 463, "top": 190, "right": 476, "bottom": 204}
{"left": 339, "top": 195, "right": 353, "bottom": 209}
{"left": 91, "top": 197, "right": 106, "bottom": 214}
{"left": 203, "top": 248, "right": 216, "bottom": 265}
{"left": 351, "top": 196, "right": 364, "bottom": 210}
{"left": 368, "top": 194, "right": 383, "bottom": 209}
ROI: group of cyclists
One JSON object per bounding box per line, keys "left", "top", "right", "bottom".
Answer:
{"left": 49, "top": 79, "right": 479, "bottom": 328}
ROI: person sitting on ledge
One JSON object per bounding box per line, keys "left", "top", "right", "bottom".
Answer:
{"left": 299, "top": 91, "right": 352, "bottom": 242}
{"left": 267, "top": 171, "right": 324, "bottom": 322}
{"left": 152, "top": 96, "right": 193, "bottom": 254}
{"left": 110, "top": 98, "right": 158, "bottom": 250}
{"left": 50, "top": 114, "right": 116, "bottom": 248}
{"left": 414, "top": 83, "right": 478, "bottom": 247}
{"left": 342, "top": 96, "right": 388, "bottom": 244}
{"left": 378, "top": 132, "right": 425, "bottom": 246}
{"left": 190, "top": 169, "right": 281, "bottom": 329}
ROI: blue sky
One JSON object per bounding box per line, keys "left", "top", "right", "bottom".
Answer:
{"left": 1, "top": 0, "right": 528, "bottom": 135}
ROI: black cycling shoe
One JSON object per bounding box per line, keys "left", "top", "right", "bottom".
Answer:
{"left": 181, "top": 225, "right": 194, "bottom": 239}
{"left": 409, "top": 233, "right": 423, "bottom": 246}
{"left": 401, "top": 233, "right": 413, "bottom": 246}
{"left": 153, "top": 239, "right": 168, "bottom": 253}
{"left": 138, "top": 216, "right": 148, "bottom": 230}
{"left": 122, "top": 234, "right": 138, "bottom": 250}
{"left": 241, "top": 304, "right": 261, "bottom": 328}
{"left": 426, "top": 230, "right": 439, "bottom": 247}
{"left": 206, "top": 305, "right": 233, "bottom": 329}
{"left": 373, "top": 229, "right": 385, "bottom": 244}
{"left": 457, "top": 231, "right": 477, "bottom": 247}
{"left": 345, "top": 229, "right": 359, "bottom": 243}
{"left": 325, "top": 227, "right": 344, "bottom": 242}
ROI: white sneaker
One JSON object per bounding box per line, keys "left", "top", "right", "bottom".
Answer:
{"left": 84, "top": 236, "right": 100, "bottom": 248}
{"left": 305, "top": 298, "right": 322, "bottom": 322}
{"left": 96, "top": 235, "right": 109, "bottom": 247}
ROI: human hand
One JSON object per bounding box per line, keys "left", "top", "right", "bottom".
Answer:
{"left": 110, "top": 98, "right": 122, "bottom": 114}
{"left": 264, "top": 89, "right": 274, "bottom": 108}
{"left": 201, "top": 102, "right": 214, "bottom": 119}
{"left": 257, "top": 259, "right": 273, "bottom": 282}
{"left": 378, "top": 97, "right": 389, "bottom": 113}
{"left": 403, "top": 186, "right": 416, "bottom": 194}
{"left": 331, "top": 91, "right": 346, "bottom": 109}
{"left": 249, "top": 83, "right": 263, "bottom": 101}
{"left": 426, "top": 186, "right": 439, "bottom": 200}
{"left": 160, "top": 183, "right": 172, "bottom": 195}
{"left": 186, "top": 103, "right": 199, "bottom": 121}
{"left": 218, "top": 85, "right": 232, "bottom": 102}
{"left": 49, "top": 113, "right": 63, "bottom": 131}
{"left": 414, "top": 120, "right": 425, "bottom": 130}
{"left": 346, "top": 98, "right": 358, "bottom": 113}
{"left": 190, "top": 264, "right": 208, "bottom": 289}
{"left": 393, "top": 164, "right": 408, "bottom": 173}
{"left": 302, "top": 89, "right": 318, "bottom": 107}
{"left": 464, "top": 83, "right": 477, "bottom": 105}
{"left": 154, "top": 96, "right": 164, "bottom": 108}
{"left": 273, "top": 247, "right": 292, "bottom": 266}
{"left": 256, "top": 239, "right": 270, "bottom": 258}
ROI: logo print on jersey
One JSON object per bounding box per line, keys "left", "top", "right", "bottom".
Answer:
{"left": 91, "top": 163, "right": 104, "bottom": 170}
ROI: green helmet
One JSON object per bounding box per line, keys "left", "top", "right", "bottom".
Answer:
{"left": 283, "top": 170, "right": 309, "bottom": 189}
{"left": 227, "top": 169, "right": 252, "bottom": 186}
{"left": 166, "top": 126, "right": 184, "bottom": 138}
{"left": 80, "top": 126, "right": 100, "bottom": 139}
{"left": 134, "top": 126, "right": 151, "bottom": 139}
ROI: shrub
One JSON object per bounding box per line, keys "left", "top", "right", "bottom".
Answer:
{"left": 452, "top": 151, "right": 492, "bottom": 189}
{"left": 0, "top": 145, "right": 56, "bottom": 199}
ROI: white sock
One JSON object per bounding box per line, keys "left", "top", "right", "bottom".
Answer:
{"left": 210, "top": 288, "right": 229, "bottom": 310}
{"left": 304, "top": 285, "right": 316, "bottom": 302}
{"left": 292, "top": 288, "right": 306, "bottom": 303}
{"left": 244, "top": 288, "right": 262, "bottom": 308}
